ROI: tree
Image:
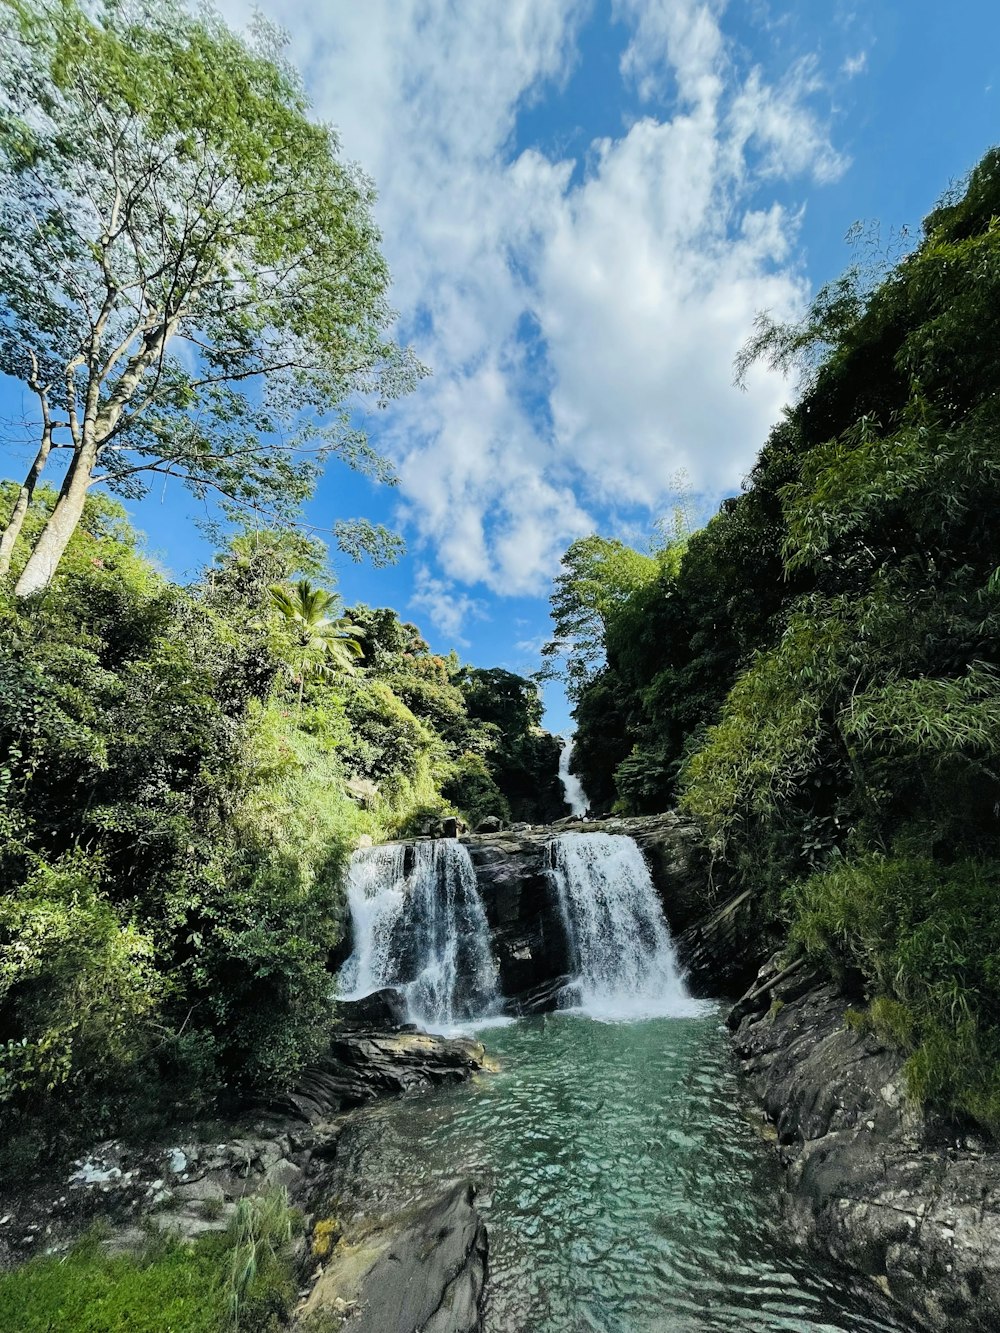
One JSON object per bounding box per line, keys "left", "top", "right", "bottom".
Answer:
{"left": 269, "top": 579, "right": 362, "bottom": 710}
{"left": 538, "top": 536, "right": 660, "bottom": 701}
{"left": 0, "top": 0, "right": 423, "bottom": 593}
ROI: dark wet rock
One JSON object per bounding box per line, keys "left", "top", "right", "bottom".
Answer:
{"left": 337, "top": 987, "right": 410, "bottom": 1030}
{"left": 460, "top": 810, "right": 725, "bottom": 1009}
{"left": 506, "top": 974, "right": 572, "bottom": 1015}
{"left": 475, "top": 815, "right": 504, "bottom": 833}
{"left": 462, "top": 833, "right": 569, "bottom": 1008}
{"left": 272, "top": 1030, "right": 489, "bottom": 1124}
{"left": 297, "top": 1181, "right": 487, "bottom": 1332}
{"left": 676, "top": 886, "right": 768, "bottom": 998}
{"left": 730, "top": 956, "right": 1000, "bottom": 1332}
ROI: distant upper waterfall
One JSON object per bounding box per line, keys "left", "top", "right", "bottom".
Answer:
{"left": 338, "top": 839, "right": 500, "bottom": 1031}
{"left": 558, "top": 737, "right": 590, "bottom": 816}
{"left": 549, "top": 833, "right": 701, "bottom": 1020}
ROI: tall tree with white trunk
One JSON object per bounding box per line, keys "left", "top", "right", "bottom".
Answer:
{"left": 0, "top": 0, "right": 421, "bottom": 594}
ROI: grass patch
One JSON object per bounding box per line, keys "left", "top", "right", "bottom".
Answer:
{"left": 0, "top": 1231, "right": 224, "bottom": 1333}
{"left": 0, "top": 1187, "right": 298, "bottom": 1333}
{"left": 787, "top": 854, "right": 1000, "bottom": 1136}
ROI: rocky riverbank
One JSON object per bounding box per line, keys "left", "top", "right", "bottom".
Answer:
{"left": 729, "top": 955, "right": 1000, "bottom": 1332}
{"left": 0, "top": 1022, "right": 492, "bottom": 1332}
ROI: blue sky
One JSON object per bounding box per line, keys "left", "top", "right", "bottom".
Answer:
{"left": 3, "top": 0, "right": 999, "bottom": 733}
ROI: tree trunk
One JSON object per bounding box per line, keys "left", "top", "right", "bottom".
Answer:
{"left": 13, "top": 443, "right": 95, "bottom": 596}
{"left": 0, "top": 433, "right": 55, "bottom": 579}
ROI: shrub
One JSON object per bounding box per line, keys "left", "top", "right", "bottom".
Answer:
{"left": 441, "top": 752, "right": 510, "bottom": 828}
{"left": 788, "top": 855, "right": 1000, "bottom": 1135}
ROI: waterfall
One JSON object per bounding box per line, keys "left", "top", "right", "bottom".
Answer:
{"left": 338, "top": 839, "right": 500, "bottom": 1031}
{"left": 549, "top": 833, "right": 701, "bottom": 1020}
{"left": 558, "top": 736, "right": 589, "bottom": 816}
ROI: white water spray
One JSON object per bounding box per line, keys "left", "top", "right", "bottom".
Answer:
{"left": 338, "top": 839, "right": 500, "bottom": 1031}
{"left": 558, "top": 736, "right": 589, "bottom": 817}
{"left": 549, "top": 833, "right": 702, "bottom": 1020}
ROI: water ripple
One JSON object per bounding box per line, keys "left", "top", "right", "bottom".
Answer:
{"left": 322, "top": 1012, "right": 917, "bottom": 1333}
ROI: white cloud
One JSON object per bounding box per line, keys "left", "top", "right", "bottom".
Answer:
{"left": 515, "top": 633, "right": 550, "bottom": 655}
{"left": 841, "top": 51, "right": 868, "bottom": 78}
{"left": 218, "top": 0, "right": 851, "bottom": 623}
{"left": 410, "top": 564, "right": 487, "bottom": 646}
{"left": 728, "top": 58, "right": 849, "bottom": 183}
{"left": 616, "top": 0, "right": 726, "bottom": 105}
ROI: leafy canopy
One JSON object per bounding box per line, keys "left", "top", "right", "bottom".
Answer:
{"left": 0, "top": 0, "right": 422, "bottom": 586}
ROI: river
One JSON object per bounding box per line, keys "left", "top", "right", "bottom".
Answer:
{"left": 321, "top": 1009, "right": 915, "bottom": 1333}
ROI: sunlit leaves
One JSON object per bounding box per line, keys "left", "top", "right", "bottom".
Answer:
{"left": 0, "top": 0, "right": 423, "bottom": 580}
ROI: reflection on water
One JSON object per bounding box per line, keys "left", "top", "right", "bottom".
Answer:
{"left": 322, "top": 1012, "right": 915, "bottom": 1333}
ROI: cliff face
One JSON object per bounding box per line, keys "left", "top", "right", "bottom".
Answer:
{"left": 729, "top": 955, "right": 1000, "bottom": 1332}
{"left": 461, "top": 812, "right": 740, "bottom": 1008}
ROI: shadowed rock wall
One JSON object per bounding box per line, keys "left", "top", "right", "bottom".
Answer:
{"left": 730, "top": 955, "right": 1000, "bottom": 1332}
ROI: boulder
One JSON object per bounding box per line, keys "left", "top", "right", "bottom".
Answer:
{"left": 475, "top": 815, "right": 504, "bottom": 833}
{"left": 345, "top": 777, "right": 379, "bottom": 808}
{"left": 270, "top": 1030, "right": 490, "bottom": 1124}
{"left": 337, "top": 988, "right": 410, "bottom": 1031}
{"left": 298, "top": 1181, "right": 487, "bottom": 1332}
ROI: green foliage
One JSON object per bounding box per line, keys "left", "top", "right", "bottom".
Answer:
{"left": 454, "top": 667, "right": 564, "bottom": 822}
{"left": 0, "top": 0, "right": 422, "bottom": 592}
{"left": 223, "top": 1187, "right": 295, "bottom": 1332}
{"left": 0, "top": 854, "right": 162, "bottom": 1109}
{"left": 441, "top": 753, "right": 511, "bottom": 828}
{"left": 788, "top": 857, "right": 1000, "bottom": 1134}
{"left": 269, "top": 579, "right": 363, "bottom": 709}
{"left": 0, "top": 482, "right": 564, "bottom": 1158}
{"left": 0, "top": 1196, "right": 299, "bottom": 1333}
{"left": 539, "top": 536, "right": 660, "bottom": 702}
{"left": 0, "top": 495, "right": 360, "bottom": 1149}
{"left": 0, "top": 1230, "right": 224, "bottom": 1333}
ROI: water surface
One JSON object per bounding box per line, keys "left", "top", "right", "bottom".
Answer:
{"left": 324, "top": 1012, "right": 914, "bottom": 1333}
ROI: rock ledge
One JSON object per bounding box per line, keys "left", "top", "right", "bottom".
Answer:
{"left": 730, "top": 957, "right": 1000, "bottom": 1332}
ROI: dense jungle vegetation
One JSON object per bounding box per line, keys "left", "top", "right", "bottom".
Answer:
{"left": 0, "top": 491, "right": 558, "bottom": 1166}
{"left": 0, "top": 0, "right": 561, "bottom": 1183}
{"left": 549, "top": 148, "right": 1000, "bottom": 1136}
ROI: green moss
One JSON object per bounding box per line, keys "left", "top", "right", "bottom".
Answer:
{"left": 844, "top": 1007, "right": 870, "bottom": 1033}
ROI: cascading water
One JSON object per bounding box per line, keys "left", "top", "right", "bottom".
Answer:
{"left": 549, "top": 832, "right": 702, "bottom": 1020}
{"left": 338, "top": 839, "right": 500, "bottom": 1031}
{"left": 558, "top": 736, "right": 589, "bottom": 816}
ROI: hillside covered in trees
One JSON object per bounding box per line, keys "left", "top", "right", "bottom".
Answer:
{"left": 0, "top": 489, "right": 561, "bottom": 1167}
{"left": 549, "top": 148, "right": 1000, "bottom": 1137}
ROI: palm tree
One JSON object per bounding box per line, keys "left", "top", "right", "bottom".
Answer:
{"left": 269, "top": 579, "right": 364, "bottom": 710}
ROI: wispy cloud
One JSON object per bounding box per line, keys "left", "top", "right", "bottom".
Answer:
{"left": 410, "top": 564, "right": 488, "bottom": 645}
